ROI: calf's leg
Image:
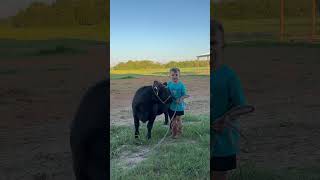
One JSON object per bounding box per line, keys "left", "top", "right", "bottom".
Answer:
{"left": 147, "top": 117, "right": 156, "bottom": 139}
{"left": 164, "top": 112, "right": 169, "bottom": 125}
{"left": 134, "top": 113, "right": 140, "bottom": 138}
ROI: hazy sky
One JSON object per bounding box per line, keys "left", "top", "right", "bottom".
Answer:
{"left": 0, "top": 0, "right": 55, "bottom": 18}
{"left": 110, "top": 0, "right": 210, "bottom": 66}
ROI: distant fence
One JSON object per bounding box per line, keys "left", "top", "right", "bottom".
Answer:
{"left": 212, "top": 0, "right": 320, "bottom": 43}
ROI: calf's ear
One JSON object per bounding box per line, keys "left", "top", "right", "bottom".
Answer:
{"left": 153, "top": 86, "right": 159, "bottom": 95}
{"left": 153, "top": 81, "right": 159, "bottom": 95}
{"left": 153, "top": 80, "right": 159, "bottom": 86}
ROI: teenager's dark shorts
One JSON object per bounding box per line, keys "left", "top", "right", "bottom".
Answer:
{"left": 168, "top": 108, "right": 184, "bottom": 119}
{"left": 211, "top": 155, "right": 237, "bottom": 172}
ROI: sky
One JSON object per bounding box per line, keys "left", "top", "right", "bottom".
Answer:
{"left": 110, "top": 0, "right": 210, "bottom": 66}
{"left": 0, "top": 0, "right": 55, "bottom": 18}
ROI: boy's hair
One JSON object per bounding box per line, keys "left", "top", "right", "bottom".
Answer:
{"left": 211, "top": 20, "right": 225, "bottom": 47}
{"left": 169, "top": 67, "right": 180, "bottom": 74}
{"left": 210, "top": 20, "right": 224, "bottom": 37}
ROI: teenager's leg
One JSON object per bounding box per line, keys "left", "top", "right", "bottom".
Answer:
{"left": 212, "top": 171, "right": 227, "bottom": 180}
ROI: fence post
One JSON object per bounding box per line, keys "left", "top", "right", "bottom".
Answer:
{"left": 211, "top": 0, "right": 214, "bottom": 20}
{"left": 280, "top": 0, "right": 285, "bottom": 41}
{"left": 311, "top": 0, "right": 317, "bottom": 42}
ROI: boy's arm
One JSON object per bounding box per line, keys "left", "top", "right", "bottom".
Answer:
{"left": 213, "top": 74, "right": 246, "bottom": 132}
{"left": 175, "top": 84, "right": 189, "bottom": 103}
{"left": 180, "top": 84, "right": 189, "bottom": 100}
{"left": 213, "top": 73, "right": 248, "bottom": 132}
{"left": 228, "top": 72, "right": 246, "bottom": 107}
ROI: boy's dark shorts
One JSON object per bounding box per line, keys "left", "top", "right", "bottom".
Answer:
{"left": 168, "top": 108, "right": 184, "bottom": 119}
{"left": 211, "top": 154, "right": 237, "bottom": 172}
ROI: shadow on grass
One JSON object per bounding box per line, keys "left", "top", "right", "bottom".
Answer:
{"left": 0, "top": 69, "right": 17, "bottom": 75}
{"left": 230, "top": 162, "right": 320, "bottom": 180}
{"left": 47, "top": 66, "right": 72, "bottom": 72}
{"left": 227, "top": 40, "right": 320, "bottom": 48}
{"left": 29, "top": 45, "right": 86, "bottom": 56}
{"left": 0, "top": 39, "right": 103, "bottom": 58}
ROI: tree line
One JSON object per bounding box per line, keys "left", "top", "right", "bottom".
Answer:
{"left": 9, "top": 0, "right": 107, "bottom": 27}
{"left": 112, "top": 60, "right": 209, "bottom": 70}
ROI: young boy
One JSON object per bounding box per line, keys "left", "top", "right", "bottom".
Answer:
{"left": 167, "top": 67, "right": 189, "bottom": 138}
{"left": 210, "top": 20, "right": 247, "bottom": 180}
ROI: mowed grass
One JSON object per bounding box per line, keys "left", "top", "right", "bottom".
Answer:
{"left": 111, "top": 114, "right": 210, "bottom": 180}
{"left": 111, "top": 113, "right": 320, "bottom": 180}
{"left": 110, "top": 67, "right": 210, "bottom": 76}
{"left": 229, "top": 163, "right": 320, "bottom": 180}
{"left": 0, "top": 25, "right": 108, "bottom": 41}
{"left": 219, "top": 18, "right": 320, "bottom": 42}
{"left": 0, "top": 39, "right": 105, "bottom": 58}
{"left": 110, "top": 74, "right": 142, "bottom": 80}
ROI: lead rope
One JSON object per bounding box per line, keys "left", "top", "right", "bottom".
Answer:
{"left": 212, "top": 105, "right": 254, "bottom": 152}
{"left": 134, "top": 105, "right": 178, "bottom": 158}
{"left": 211, "top": 105, "right": 254, "bottom": 179}
{"left": 152, "top": 84, "right": 171, "bottom": 104}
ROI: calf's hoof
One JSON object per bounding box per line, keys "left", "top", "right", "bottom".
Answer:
{"left": 135, "top": 133, "right": 139, "bottom": 139}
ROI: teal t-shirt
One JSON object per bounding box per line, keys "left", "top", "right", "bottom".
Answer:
{"left": 211, "top": 64, "right": 246, "bottom": 157}
{"left": 167, "top": 80, "right": 187, "bottom": 111}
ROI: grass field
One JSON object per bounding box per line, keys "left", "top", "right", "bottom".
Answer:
{"left": 110, "top": 45, "right": 320, "bottom": 179}
{"left": 0, "top": 25, "right": 108, "bottom": 41}
{"left": 0, "top": 43, "right": 107, "bottom": 179}
{"left": 110, "top": 67, "right": 210, "bottom": 76}
{"left": 111, "top": 113, "right": 320, "bottom": 180}
{"left": 216, "top": 18, "right": 320, "bottom": 42}
{"left": 229, "top": 164, "right": 320, "bottom": 180}
{"left": 111, "top": 114, "right": 210, "bottom": 180}
{"left": 0, "top": 39, "right": 105, "bottom": 58}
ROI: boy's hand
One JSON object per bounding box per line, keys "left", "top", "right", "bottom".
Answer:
{"left": 176, "top": 98, "right": 181, "bottom": 104}
{"left": 212, "top": 115, "right": 229, "bottom": 133}
{"left": 176, "top": 95, "right": 189, "bottom": 104}
{"left": 212, "top": 121, "right": 225, "bottom": 133}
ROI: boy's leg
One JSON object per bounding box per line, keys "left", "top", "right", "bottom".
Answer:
{"left": 211, "top": 155, "right": 236, "bottom": 180}
{"left": 168, "top": 109, "right": 174, "bottom": 131}
{"left": 177, "top": 116, "right": 182, "bottom": 135}
{"left": 171, "top": 116, "right": 179, "bottom": 138}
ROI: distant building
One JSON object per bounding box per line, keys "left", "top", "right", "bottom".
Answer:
{"left": 196, "top": 53, "right": 210, "bottom": 60}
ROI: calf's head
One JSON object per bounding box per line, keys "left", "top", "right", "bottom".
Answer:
{"left": 152, "top": 81, "right": 172, "bottom": 104}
